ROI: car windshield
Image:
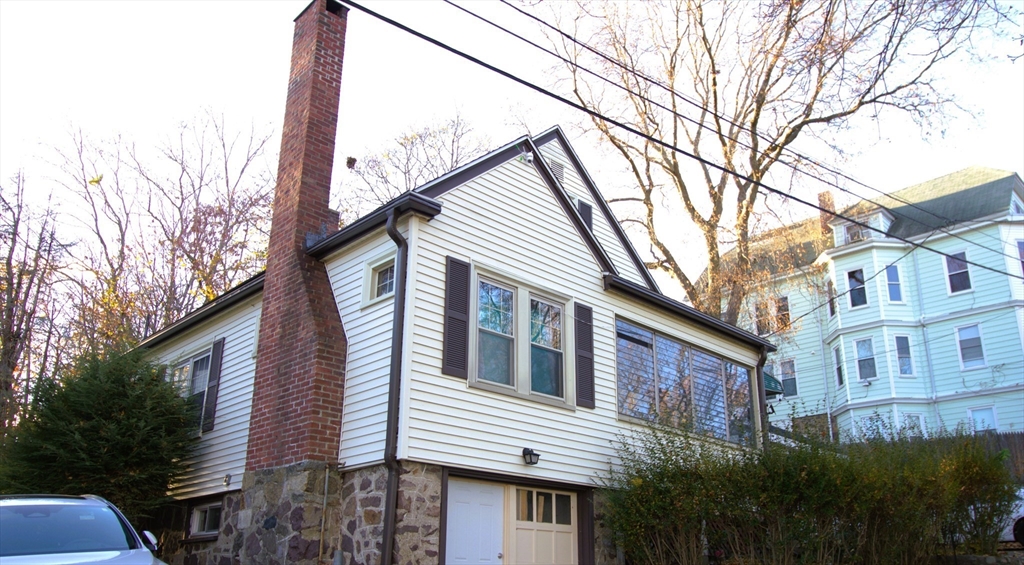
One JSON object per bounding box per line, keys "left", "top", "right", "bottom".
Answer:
{"left": 0, "top": 502, "right": 136, "bottom": 556}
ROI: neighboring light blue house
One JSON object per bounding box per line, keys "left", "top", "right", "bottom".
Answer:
{"left": 746, "top": 167, "right": 1024, "bottom": 440}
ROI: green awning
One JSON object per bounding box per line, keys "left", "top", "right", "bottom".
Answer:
{"left": 763, "top": 370, "right": 784, "bottom": 396}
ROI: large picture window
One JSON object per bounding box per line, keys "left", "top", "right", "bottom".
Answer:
{"left": 615, "top": 319, "right": 753, "bottom": 445}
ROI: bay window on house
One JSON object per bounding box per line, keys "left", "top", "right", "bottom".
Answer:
{"left": 615, "top": 319, "right": 754, "bottom": 445}
{"left": 855, "top": 338, "right": 876, "bottom": 380}
{"left": 886, "top": 265, "right": 903, "bottom": 302}
{"left": 833, "top": 346, "right": 844, "bottom": 386}
{"left": 894, "top": 335, "right": 914, "bottom": 376}
{"left": 847, "top": 269, "right": 867, "bottom": 308}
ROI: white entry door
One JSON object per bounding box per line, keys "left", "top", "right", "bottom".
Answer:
{"left": 446, "top": 479, "right": 505, "bottom": 565}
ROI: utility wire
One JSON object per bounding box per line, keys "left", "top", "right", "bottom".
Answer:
{"left": 484, "top": 0, "right": 1018, "bottom": 259}
{"left": 340, "top": 0, "right": 1024, "bottom": 282}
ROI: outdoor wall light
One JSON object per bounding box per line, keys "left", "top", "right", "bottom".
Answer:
{"left": 522, "top": 448, "right": 541, "bottom": 465}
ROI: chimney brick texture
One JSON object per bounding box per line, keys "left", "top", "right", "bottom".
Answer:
{"left": 246, "top": 0, "right": 349, "bottom": 471}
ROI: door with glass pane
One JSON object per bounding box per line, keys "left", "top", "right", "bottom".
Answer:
{"left": 510, "top": 487, "right": 577, "bottom": 565}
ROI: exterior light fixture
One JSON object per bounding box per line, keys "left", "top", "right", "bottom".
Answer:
{"left": 223, "top": 473, "right": 232, "bottom": 487}
{"left": 522, "top": 448, "right": 540, "bottom": 465}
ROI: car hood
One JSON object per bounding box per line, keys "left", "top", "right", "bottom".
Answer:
{"left": 0, "top": 549, "right": 167, "bottom": 565}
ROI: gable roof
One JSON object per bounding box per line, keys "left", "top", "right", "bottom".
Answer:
{"left": 840, "top": 166, "right": 1022, "bottom": 239}
{"left": 143, "top": 127, "right": 773, "bottom": 354}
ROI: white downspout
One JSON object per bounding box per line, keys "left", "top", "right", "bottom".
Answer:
{"left": 912, "top": 246, "right": 940, "bottom": 427}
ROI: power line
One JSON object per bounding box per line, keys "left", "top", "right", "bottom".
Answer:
{"left": 340, "top": 0, "right": 1024, "bottom": 283}
{"left": 483, "top": 0, "right": 1018, "bottom": 260}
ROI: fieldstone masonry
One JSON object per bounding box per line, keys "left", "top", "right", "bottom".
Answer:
{"left": 235, "top": 461, "right": 343, "bottom": 565}
{"left": 338, "top": 462, "right": 443, "bottom": 565}
{"left": 393, "top": 463, "right": 443, "bottom": 565}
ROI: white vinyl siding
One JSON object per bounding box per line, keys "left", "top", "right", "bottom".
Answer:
{"left": 536, "top": 140, "right": 648, "bottom": 288}
{"left": 153, "top": 296, "right": 262, "bottom": 499}
{"left": 403, "top": 156, "right": 761, "bottom": 486}
{"left": 325, "top": 229, "right": 406, "bottom": 469}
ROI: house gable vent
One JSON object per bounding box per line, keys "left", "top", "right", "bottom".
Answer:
{"left": 549, "top": 160, "right": 564, "bottom": 184}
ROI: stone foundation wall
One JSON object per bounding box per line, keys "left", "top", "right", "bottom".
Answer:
{"left": 393, "top": 462, "right": 442, "bottom": 565}
{"left": 337, "top": 462, "right": 443, "bottom": 565}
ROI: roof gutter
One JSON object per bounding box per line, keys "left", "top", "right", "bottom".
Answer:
{"left": 307, "top": 191, "right": 442, "bottom": 260}
{"left": 756, "top": 347, "right": 770, "bottom": 449}
{"left": 602, "top": 273, "right": 776, "bottom": 352}
{"left": 381, "top": 209, "right": 409, "bottom": 565}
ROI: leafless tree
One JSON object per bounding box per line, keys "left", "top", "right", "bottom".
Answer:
{"left": 338, "top": 114, "right": 489, "bottom": 221}
{"left": 54, "top": 113, "right": 274, "bottom": 350}
{"left": 0, "top": 174, "right": 64, "bottom": 433}
{"left": 547, "top": 0, "right": 1005, "bottom": 323}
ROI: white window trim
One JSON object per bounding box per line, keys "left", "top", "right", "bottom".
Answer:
{"left": 188, "top": 500, "right": 223, "bottom": 538}
{"left": 846, "top": 268, "right": 869, "bottom": 310}
{"left": 967, "top": 405, "right": 998, "bottom": 433}
{"left": 833, "top": 345, "right": 845, "bottom": 387}
{"left": 779, "top": 358, "right": 798, "bottom": 398}
{"left": 954, "top": 322, "right": 988, "bottom": 371}
{"left": 854, "top": 337, "right": 877, "bottom": 381}
{"left": 902, "top": 412, "right": 926, "bottom": 437}
{"left": 885, "top": 264, "right": 905, "bottom": 304}
{"left": 893, "top": 334, "right": 915, "bottom": 378}
{"left": 943, "top": 249, "right": 973, "bottom": 296}
{"left": 171, "top": 347, "right": 213, "bottom": 395}
{"left": 361, "top": 251, "right": 397, "bottom": 308}
{"left": 468, "top": 264, "right": 576, "bottom": 408}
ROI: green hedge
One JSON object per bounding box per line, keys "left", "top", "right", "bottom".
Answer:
{"left": 601, "top": 425, "right": 1017, "bottom": 565}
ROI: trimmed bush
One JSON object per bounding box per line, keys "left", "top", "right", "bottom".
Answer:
{"left": 601, "top": 424, "right": 1017, "bottom": 565}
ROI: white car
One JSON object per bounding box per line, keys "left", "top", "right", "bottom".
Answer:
{"left": 1001, "top": 487, "right": 1024, "bottom": 545}
{"left": 0, "top": 494, "right": 167, "bottom": 564}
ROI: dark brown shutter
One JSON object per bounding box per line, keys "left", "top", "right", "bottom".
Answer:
{"left": 578, "top": 201, "right": 593, "bottom": 231}
{"left": 202, "top": 338, "right": 225, "bottom": 433}
{"left": 442, "top": 256, "right": 471, "bottom": 379}
{"left": 575, "top": 303, "right": 595, "bottom": 408}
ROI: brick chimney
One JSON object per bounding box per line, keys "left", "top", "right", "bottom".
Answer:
{"left": 818, "top": 191, "right": 835, "bottom": 235}
{"left": 247, "top": 0, "right": 348, "bottom": 471}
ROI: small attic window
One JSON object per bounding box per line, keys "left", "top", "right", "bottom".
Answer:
{"left": 845, "top": 223, "right": 870, "bottom": 243}
{"left": 549, "top": 161, "right": 564, "bottom": 184}
{"left": 1011, "top": 197, "right": 1023, "bottom": 215}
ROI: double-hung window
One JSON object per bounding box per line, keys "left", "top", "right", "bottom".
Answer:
{"left": 886, "top": 265, "right": 903, "bottom": 302}
{"left": 894, "top": 335, "right": 913, "bottom": 376}
{"left": 775, "top": 296, "right": 790, "bottom": 329}
{"left": 847, "top": 269, "right": 867, "bottom": 308}
{"left": 170, "top": 339, "right": 225, "bottom": 433}
{"left": 902, "top": 413, "right": 924, "bottom": 437}
{"left": 615, "top": 319, "right": 754, "bottom": 445}
{"left": 475, "top": 276, "right": 567, "bottom": 400}
{"left": 833, "top": 346, "right": 844, "bottom": 386}
{"left": 956, "top": 324, "right": 985, "bottom": 369}
{"left": 855, "top": 338, "right": 876, "bottom": 380}
{"left": 969, "top": 406, "right": 997, "bottom": 433}
{"left": 1017, "top": 241, "right": 1023, "bottom": 277}
{"left": 779, "top": 359, "right": 797, "bottom": 397}
{"left": 945, "top": 252, "right": 972, "bottom": 293}
{"left": 827, "top": 280, "right": 837, "bottom": 317}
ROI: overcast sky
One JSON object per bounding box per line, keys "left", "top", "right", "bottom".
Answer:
{"left": 2, "top": 0, "right": 1022, "bottom": 234}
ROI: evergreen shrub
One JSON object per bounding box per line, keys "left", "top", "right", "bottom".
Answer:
{"left": 0, "top": 349, "right": 197, "bottom": 523}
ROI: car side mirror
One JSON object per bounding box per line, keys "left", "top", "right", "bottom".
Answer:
{"left": 142, "top": 530, "right": 159, "bottom": 552}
